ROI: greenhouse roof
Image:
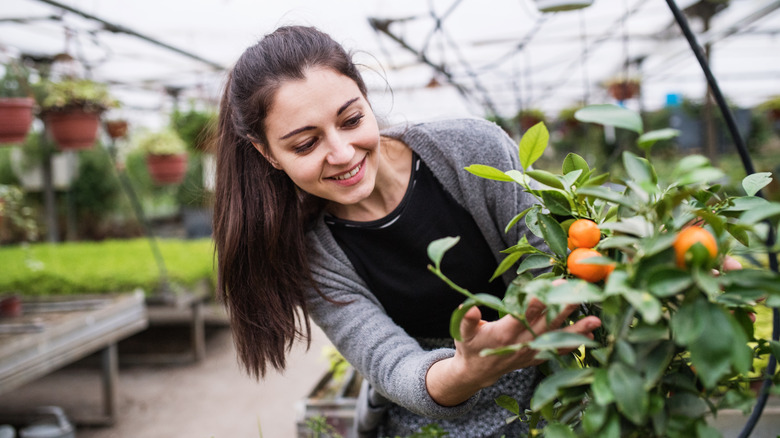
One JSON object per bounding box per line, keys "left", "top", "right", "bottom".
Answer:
{"left": 1, "top": 0, "right": 779, "bottom": 128}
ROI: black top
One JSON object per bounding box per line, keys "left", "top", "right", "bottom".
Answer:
{"left": 325, "top": 153, "right": 506, "bottom": 338}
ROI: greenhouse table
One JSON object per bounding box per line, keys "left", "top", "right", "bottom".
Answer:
{"left": 0, "top": 291, "right": 148, "bottom": 426}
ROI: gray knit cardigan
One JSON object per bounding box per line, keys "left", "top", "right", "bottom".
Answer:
{"left": 304, "top": 117, "right": 545, "bottom": 434}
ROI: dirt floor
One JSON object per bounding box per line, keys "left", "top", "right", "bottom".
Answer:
{"left": 0, "top": 322, "right": 333, "bottom": 438}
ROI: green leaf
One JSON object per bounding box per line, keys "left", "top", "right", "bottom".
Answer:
{"left": 575, "top": 104, "right": 643, "bottom": 134}
{"left": 526, "top": 169, "right": 564, "bottom": 189}
{"left": 647, "top": 267, "right": 694, "bottom": 297}
{"left": 583, "top": 172, "right": 610, "bottom": 187}
{"left": 742, "top": 172, "right": 772, "bottom": 196}
{"left": 543, "top": 423, "right": 577, "bottom": 438}
{"left": 668, "top": 393, "right": 709, "bottom": 419}
{"left": 518, "top": 122, "right": 549, "bottom": 169}
{"left": 464, "top": 164, "right": 514, "bottom": 181}
{"left": 495, "top": 394, "right": 520, "bottom": 416}
{"left": 591, "top": 368, "right": 615, "bottom": 405}
{"left": 540, "top": 190, "right": 572, "bottom": 216}
{"left": 538, "top": 214, "right": 568, "bottom": 258}
{"left": 528, "top": 331, "right": 599, "bottom": 351}
{"left": 546, "top": 280, "right": 604, "bottom": 304}
{"left": 490, "top": 251, "right": 524, "bottom": 281}
{"left": 449, "top": 297, "right": 477, "bottom": 341}
{"left": 608, "top": 362, "right": 649, "bottom": 425}
{"left": 674, "top": 154, "right": 711, "bottom": 175}
{"left": 740, "top": 201, "right": 780, "bottom": 225}
{"left": 427, "top": 236, "right": 460, "bottom": 270}
{"left": 562, "top": 153, "right": 589, "bottom": 178}
{"left": 676, "top": 167, "right": 725, "bottom": 186}
{"left": 640, "top": 341, "right": 675, "bottom": 388}
{"left": 526, "top": 208, "right": 543, "bottom": 237}
{"left": 505, "top": 206, "right": 533, "bottom": 233}
{"left": 531, "top": 368, "right": 594, "bottom": 411}
{"left": 560, "top": 169, "right": 583, "bottom": 189}
{"left": 504, "top": 169, "right": 529, "bottom": 186}
{"left": 622, "top": 151, "right": 656, "bottom": 185}
{"left": 684, "top": 299, "right": 752, "bottom": 388}
{"left": 637, "top": 128, "right": 680, "bottom": 150}
{"left": 577, "top": 186, "right": 636, "bottom": 210}
{"left": 622, "top": 289, "right": 662, "bottom": 324}
{"left": 582, "top": 402, "right": 609, "bottom": 434}
{"left": 516, "top": 253, "right": 554, "bottom": 275}
{"left": 723, "top": 196, "right": 768, "bottom": 212}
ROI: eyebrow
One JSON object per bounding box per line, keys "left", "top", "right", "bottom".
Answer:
{"left": 279, "top": 97, "right": 361, "bottom": 140}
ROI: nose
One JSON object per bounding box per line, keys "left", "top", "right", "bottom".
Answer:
{"left": 324, "top": 132, "right": 355, "bottom": 165}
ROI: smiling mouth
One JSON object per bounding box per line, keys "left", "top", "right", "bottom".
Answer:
{"left": 330, "top": 159, "right": 364, "bottom": 181}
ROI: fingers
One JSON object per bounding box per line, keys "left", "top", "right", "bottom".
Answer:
{"left": 722, "top": 255, "right": 742, "bottom": 272}
{"left": 459, "top": 306, "right": 483, "bottom": 342}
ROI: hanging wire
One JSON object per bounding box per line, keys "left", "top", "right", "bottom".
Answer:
{"left": 664, "top": 2, "right": 779, "bottom": 437}
{"left": 579, "top": 9, "right": 591, "bottom": 104}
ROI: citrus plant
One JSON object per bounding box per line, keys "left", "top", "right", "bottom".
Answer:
{"left": 427, "top": 104, "right": 780, "bottom": 437}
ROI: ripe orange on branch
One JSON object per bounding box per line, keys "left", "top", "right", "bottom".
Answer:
{"left": 567, "top": 247, "right": 613, "bottom": 283}
{"left": 673, "top": 226, "right": 718, "bottom": 268}
{"left": 567, "top": 219, "right": 601, "bottom": 250}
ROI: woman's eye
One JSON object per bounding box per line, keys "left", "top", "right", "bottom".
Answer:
{"left": 344, "top": 113, "right": 364, "bottom": 128}
{"left": 293, "top": 139, "right": 316, "bottom": 154}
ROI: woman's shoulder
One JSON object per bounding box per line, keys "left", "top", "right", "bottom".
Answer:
{"left": 383, "top": 117, "right": 509, "bottom": 142}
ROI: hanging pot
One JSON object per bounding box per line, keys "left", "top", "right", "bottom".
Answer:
{"left": 105, "top": 119, "right": 129, "bottom": 139}
{"left": 146, "top": 153, "right": 188, "bottom": 185}
{"left": 535, "top": 0, "right": 593, "bottom": 12}
{"left": 0, "top": 97, "right": 35, "bottom": 145}
{"left": 44, "top": 109, "right": 101, "bottom": 150}
{"left": 608, "top": 81, "right": 641, "bottom": 101}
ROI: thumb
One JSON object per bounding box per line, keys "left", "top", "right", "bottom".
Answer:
{"left": 459, "top": 306, "right": 483, "bottom": 342}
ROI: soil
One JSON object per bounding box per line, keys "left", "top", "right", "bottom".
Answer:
{"left": 0, "top": 322, "right": 332, "bottom": 437}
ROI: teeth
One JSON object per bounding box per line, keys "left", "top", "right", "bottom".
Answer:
{"left": 333, "top": 164, "right": 361, "bottom": 180}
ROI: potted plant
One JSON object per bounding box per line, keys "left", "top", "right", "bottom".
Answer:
{"left": 39, "top": 77, "right": 118, "bottom": 151}
{"left": 757, "top": 96, "right": 780, "bottom": 123}
{"left": 104, "top": 119, "right": 129, "bottom": 140}
{"left": 605, "top": 76, "right": 641, "bottom": 101}
{"left": 0, "top": 61, "right": 36, "bottom": 145}
{"left": 135, "top": 128, "right": 188, "bottom": 185}
{"left": 516, "top": 108, "right": 547, "bottom": 132}
{"left": 428, "top": 104, "right": 780, "bottom": 436}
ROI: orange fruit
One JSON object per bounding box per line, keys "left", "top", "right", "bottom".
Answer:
{"left": 567, "top": 219, "right": 601, "bottom": 250}
{"left": 567, "top": 248, "right": 612, "bottom": 283}
{"left": 673, "top": 226, "right": 718, "bottom": 268}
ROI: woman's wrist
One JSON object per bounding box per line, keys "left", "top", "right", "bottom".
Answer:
{"left": 425, "top": 356, "right": 488, "bottom": 407}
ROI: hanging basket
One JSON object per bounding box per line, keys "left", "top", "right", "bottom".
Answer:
{"left": 607, "top": 81, "right": 641, "bottom": 101}
{"left": 44, "top": 109, "right": 101, "bottom": 151}
{"left": 0, "top": 97, "right": 35, "bottom": 145}
{"left": 146, "top": 153, "right": 188, "bottom": 185}
{"left": 105, "top": 119, "right": 129, "bottom": 139}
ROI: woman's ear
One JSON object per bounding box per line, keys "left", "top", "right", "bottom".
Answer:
{"left": 251, "top": 141, "right": 282, "bottom": 169}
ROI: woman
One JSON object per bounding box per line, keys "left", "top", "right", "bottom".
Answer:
{"left": 213, "top": 25, "right": 601, "bottom": 437}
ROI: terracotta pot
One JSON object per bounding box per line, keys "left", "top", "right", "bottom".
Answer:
{"left": 0, "top": 295, "right": 22, "bottom": 317}
{"left": 105, "top": 120, "right": 129, "bottom": 139}
{"left": 146, "top": 153, "right": 188, "bottom": 185}
{"left": 0, "top": 97, "right": 35, "bottom": 145}
{"left": 608, "top": 81, "right": 640, "bottom": 101}
{"left": 45, "top": 109, "right": 101, "bottom": 150}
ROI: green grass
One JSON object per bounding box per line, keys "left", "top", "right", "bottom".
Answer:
{"left": 0, "top": 237, "right": 216, "bottom": 296}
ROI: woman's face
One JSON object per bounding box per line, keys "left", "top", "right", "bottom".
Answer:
{"left": 260, "top": 67, "right": 381, "bottom": 208}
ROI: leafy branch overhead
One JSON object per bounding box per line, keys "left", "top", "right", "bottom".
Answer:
{"left": 428, "top": 104, "right": 780, "bottom": 437}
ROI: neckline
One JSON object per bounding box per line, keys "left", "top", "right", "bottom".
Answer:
{"left": 325, "top": 153, "right": 420, "bottom": 229}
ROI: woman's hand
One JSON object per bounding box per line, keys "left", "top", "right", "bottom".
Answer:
{"left": 426, "top": 297, "right": 601, "bottom": 407}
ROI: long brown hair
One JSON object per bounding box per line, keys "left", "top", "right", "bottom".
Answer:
{"left": 214, "top": 26, "right": 369, "bottom": 378}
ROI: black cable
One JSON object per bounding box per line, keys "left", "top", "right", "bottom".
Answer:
{"left": 665, "top": 1, "right": 780, "bottom": 437}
